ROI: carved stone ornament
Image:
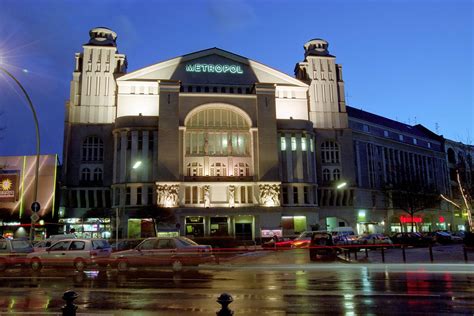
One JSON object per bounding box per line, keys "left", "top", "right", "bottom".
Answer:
{"left": 259, "top": 184, "right": 280, "bottom": 206}
{"left": 203, "top": 185, "right": 210, "bottom": 208}
{"left": 228, "top": 185, "right": 235, "bottom": 208}
{"left": 157, "top": 184, "right": 180, "bottom": 207}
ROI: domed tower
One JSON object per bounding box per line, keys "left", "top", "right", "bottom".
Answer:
{"left": 295, "top": 39, "right": 348, "bottom": 129}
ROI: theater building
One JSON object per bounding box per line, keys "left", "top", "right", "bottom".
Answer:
{"left": 61, "top": 27, "right": 459, "bottom": 240}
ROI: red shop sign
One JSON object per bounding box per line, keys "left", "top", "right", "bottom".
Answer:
{"left": 400, "top": 215, "right": 422, "bottom": 223}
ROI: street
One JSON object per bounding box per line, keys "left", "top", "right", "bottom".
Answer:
{"left": 0, "top": 249, "right": 473, "bottom": 315}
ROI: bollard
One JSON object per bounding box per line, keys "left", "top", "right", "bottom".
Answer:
{"left": 354, "top": 248, "right": 358, "bottom": 260}
{"left": 463, "top": 246, "right": 468, "bottom": 262}
{"left": 429, "top": 245, "right": 434, "bottom": 263}
{"left": 347, "top": 249, "right": 351, "bottom": 260}
{"left": 381, "top": 247, "right": 385, "bottom": 263}
{"left": 62, "top": 290, "right": 79, "bottom": 316}
{"left": 216, "top": 293, "right": 234, "bottom": 316}
{"left": 402, "top": 246, "right": 406, "bottom": 263}
{"left": 365, "top": 247, "right": 368, "bottom": 258}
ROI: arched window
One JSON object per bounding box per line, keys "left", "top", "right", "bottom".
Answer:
{"left": 210, "top": 162, "right": 227, "bottom": 176}
{"left": 458, "top": 152, "right": 465, "bottom": 167}
{"left": 333, "top": 169, "right": 341, "bottom": 180}
{"left": 93, "top": 168, "right": 103, "bottom": 182}
{"left": 322, "top": 169, "right": 331, "bottom": 182}
{"left": 321, "top": 141, "right": 340, "bottom": 163}
{"left": 81, "top": 168, "right": 91, "bottom": 181}
{"left": 186, "top": 162, "right": 203, "bottom": 176}
{"left": 82, "top": 136, "right": 104, "bottom": 161}
{"left": 234, "top": 163, "right": 250, "bottom": 177}
{"left": 447, "top": 148, "right": 456, "bottom": 164}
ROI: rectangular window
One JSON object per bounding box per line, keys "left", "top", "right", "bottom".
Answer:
{"left": 310, "top": 137, "right": 314, "bottom": 152}
{"left": 282, "top": 187, "right": 288, "bottom": 205}
{"left": 137, "top": 187, "right": 142, "bottom": 205}
{"left": 427, "top": 142, "right": 431, "bottom": 149}
{"left": 301, "top": 137, "right": 307, "bottom": 151}
{"left": 363, "top": 125, "right": 370, "bottom": 132}
{"left": 291, "top": 136, "right": 297, "bottom": 151}
{"left": 399, "top": 134, "right": 404, "bottom": 141}
{"left": 304, "top": 187, "right": 309, "bottom": 204}
{"left": 413, "top": 138, "right": 418, "bottom": 145}
{"left": 293, "top": 187, "right": 298, "bottom": 204}
{"left": 185, "top": 187, "right": 191, "bottom": 204}
{"left": 247, "top": 186, "right": 253, "bottom": 203}
{"left": 384, "top": 130, "right": 389, "bottom": 137}
{"left": 280, "top": 136, "right": 286, "bottom": 151}
{"left": 147, "top": 187, "right": 153, "bottom": 205}
{"left": 126, "top": 187, "right": 131, "bottom": 205}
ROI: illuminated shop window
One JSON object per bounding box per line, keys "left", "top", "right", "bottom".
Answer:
{"left": 291, "top": 136, "right": 297, "bottom": 151}
{"left": 280, "top": 136, "right": 286, "bottom": 151}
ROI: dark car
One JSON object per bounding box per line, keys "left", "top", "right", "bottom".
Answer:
{"left": 0, "top": 238, "right": 34, "bottom": 271}
{"left": 309, "top": 232, "right": 338, "bottom": 261}
{"left": 110, "top": 237, "right": 215, "bottom": 272}
{"left": 390, "top": 232, "right": 433, "bottom": 247}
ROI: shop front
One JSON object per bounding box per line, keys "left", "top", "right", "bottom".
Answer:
{"left": 59, "top": 217, "right": 112, "bottom": 238}
{"left": 183, "top": 214, "right": 255, "bottom": 240}
{"left": 389, "top": 213, "right": 451, "bottom": 233}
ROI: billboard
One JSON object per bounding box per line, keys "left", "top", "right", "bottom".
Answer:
{"left": 0, "top": 172, "right": 19, "bottom": 202}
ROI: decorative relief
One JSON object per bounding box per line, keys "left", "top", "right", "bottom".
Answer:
{"left": 157, "top": 184, "right": 179, "bottom": 207}
{"left": 228, "top": 185, "right": 235, "bottom": 208}
{"left": 203, "top": 185, "right": 210, "bottom": 208}
{"left": 259, "top": 183, "right": 280, "bottom": 206}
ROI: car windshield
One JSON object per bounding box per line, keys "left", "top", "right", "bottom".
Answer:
{"left": 92, "top": 240, "right": 110, "bottom": 250}
{"left": 11, "top": 240, "right": 32, "bottom": 250}
{"left": 176, "top": 237, "right": 198, "bottom": 246}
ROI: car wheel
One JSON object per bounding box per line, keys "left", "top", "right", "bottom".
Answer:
{"left": 117, "top": 259, "right": 129, "bottom": 272}
{"left": 31, "top": 258, "right": 42, "bottom": 272}
{"left": 0, "top": 259, "right": 7, "bottom": 272}
{"left": 74, "top": 259, "right": 86, "bottom": 272}
{"left": 172, "top": 260, "right": 183, "bottom": 272}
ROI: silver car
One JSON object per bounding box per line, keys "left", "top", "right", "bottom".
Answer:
{"left": 110, "top": 237, "right": 215, "bottom": 272}
{"left": 27, "top": 238, "right": 111, "bottom": 272}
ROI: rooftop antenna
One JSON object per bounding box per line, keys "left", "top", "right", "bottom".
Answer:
{"left": 435, "top": 122, "right": 440, "bottom": 134}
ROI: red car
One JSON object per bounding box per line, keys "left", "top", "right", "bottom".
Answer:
{"left": 262, "top": 237, "right": 294, "bottom": 249}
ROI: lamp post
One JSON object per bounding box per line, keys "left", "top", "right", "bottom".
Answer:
{"left": 0, "top": 66, "right": 40, "bottom": 241}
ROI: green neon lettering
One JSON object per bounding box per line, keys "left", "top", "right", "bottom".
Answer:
{"left": 185, "top": 64, "right": 195, "bottom": 72}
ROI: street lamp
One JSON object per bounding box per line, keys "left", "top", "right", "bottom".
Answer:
{"left": 0, "top": 65, "right": 41, "bottom": 241}
{"left": 336, "top": 182, "right": 347, "bottom": 189}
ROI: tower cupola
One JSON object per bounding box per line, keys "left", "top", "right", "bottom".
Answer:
{"left": 304, "top": 39, "right": 330, "bottom": 57}
{"left": 88, "top": 27, "right": 117, "bottom": 47}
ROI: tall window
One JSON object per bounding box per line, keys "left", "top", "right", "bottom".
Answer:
{"left": 81, "top": 168, "right": 91, "bottom": 181}
{"left": 280, "top": 136, "right": 287, "bottom": 151}
{"left": 321, "top": 141, "right": 340, "bottom": 163}
{"left": 93, "top": 168, "right": 103, "bottom": 182}
{"left": 137, "top": 187, "right": 142, "bottom": 205}
{"left": 333, "top": 169, "right": 341, "bottom": 180}
{"left": 82, "top": 136, "right": 103, "bottom": 161}
{"left": 322, "top": 169, "right": 331, "bottom": 182}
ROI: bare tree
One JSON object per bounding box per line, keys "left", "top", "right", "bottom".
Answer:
{"left": 384, "top": 178, "right": 440, "bottom": 232}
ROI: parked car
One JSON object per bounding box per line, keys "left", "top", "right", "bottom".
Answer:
{"left": 0, "top": 238, "right": 34, "bottom": 271}
{"left": 110, "top": 237, "right": 215, "bottom": 272}
{"left": 291, "top": 231, "right": 315, "bottom": 248}
{"left": 356, "top": 234, "right": 393, "bottom": 247}
{"left": 33, "top": 234, "right": 77, "bottom": 252}
{"left": 390, "top": 232, "right": 433, "bottom": 247}
{"left": 27, "top": 238, "right": 111, "bottom": 272}
{"left": 308, "top": 231, "right": 338, "bottom": 261}
{"left": 262, "top": 237, "right": 294, "bottom": 249}
{"left": 110, "top": 239, "right": 145, "bottom": 252}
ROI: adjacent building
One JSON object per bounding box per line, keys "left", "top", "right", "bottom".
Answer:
{"left": 59, "top": 27, "right": 472, "bottom": 240}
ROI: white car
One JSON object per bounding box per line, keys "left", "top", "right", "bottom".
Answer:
{"left": 27, "top": 238, "right": 111, "bottom": 272}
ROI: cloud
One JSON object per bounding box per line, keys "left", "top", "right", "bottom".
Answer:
{"left": 207, "top": 0, "right": 257, "bottom": 31}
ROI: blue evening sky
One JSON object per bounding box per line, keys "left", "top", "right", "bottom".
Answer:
{"left": 0, "top": 0, "right": 472, "bottom": 159}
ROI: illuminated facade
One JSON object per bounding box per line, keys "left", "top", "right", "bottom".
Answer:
{"left": 0, "top": 155, "right": 58, "bottom": 238}
{"left": 61, "top": 27, "right": 468, "bottom": 239}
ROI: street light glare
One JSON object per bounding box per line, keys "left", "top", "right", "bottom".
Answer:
{"left": 337, "top": 182, "right": 347, "bottom": 189}
{"left": 132, "top": 161, "right": 142, "bottom": 169}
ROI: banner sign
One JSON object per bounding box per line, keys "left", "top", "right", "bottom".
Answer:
{"left": 0, "top": 173, "right": 19, "bottom": 202}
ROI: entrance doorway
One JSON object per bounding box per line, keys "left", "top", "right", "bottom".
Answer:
{"left": 235, "top": 223, "right": 252, "bottom": 240}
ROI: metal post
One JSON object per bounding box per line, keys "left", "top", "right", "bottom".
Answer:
{"left": 354, "top": 248, "right": 358, "bottom": 260}
{"left": 62, "top": 290, "right": 78, "bottom": 316}
{"left": 402, "top": 246, "right": 406, "bottom": 263}
{"left": 381, "top": 247, "right": 385, "bottom": 263}
{"left": 463, "top": 246, "right": 468, "bottom": 263}
{"left": 429, "top": 245, "right": 433, "bottom": 262}
{"left": 216, "top": 293, "right": 234, "bottom": 316}
{"left": 365, "top": 247, "right": 368, "bottom": 258}
{"left": 0, "top": 67, "right": 40, "bottom": 242}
